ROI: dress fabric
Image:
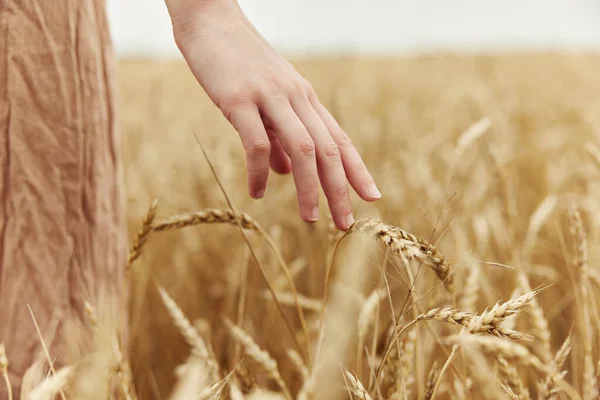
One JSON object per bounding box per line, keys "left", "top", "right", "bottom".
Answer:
{"left": 0, "top": 0, "right": 126, "bottom": 396}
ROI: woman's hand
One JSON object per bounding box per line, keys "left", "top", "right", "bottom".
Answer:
{"left": 165, "top": 0, "right": 381, "bottom": 230}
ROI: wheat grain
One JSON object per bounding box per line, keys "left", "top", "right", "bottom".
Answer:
{"left": 461, "top": 262, "right": 480, "bottom": 312}
{"left": 381, "top": 326, "right": 415, "bottom": 400}
{"left": 517, "top": 273, "right": 551, "bottom": 361}
{"left": 416, "top": 306, "right": 529, "bottom": 340}
{"left": 287, "top": 349, "right": 309, "bottom": 381}
{"left": 497, "top": 357, "right": 530, "bottom": 400}
{"left": 453, "top": 335, "right": 546, "bottom": 373}
{"left": 423, "top": 361, "right": 440, "bottom": 400}
{"left": 350, "top": 218, "right": 454, "bottom": 294}
{"left": 342, "top": 367, "right": 373, "bottom": 400}
{"left": 157, "top": 286, "right": 218, "bottom": 379}
{"left": 29, "top": 366, "right": 74, "bottom": 400}
{"left": 152, "top": 209, "right": 258, "bottom": 232}
{"left": 456, "top": 117, "right": 491, "bottom": 158}
{"left": 126, "top": 198, "right": 158, "bottom": 273}
{"left": 224, "top": 318, "right": 292, "bottom": 400}
{"left": 260, "top": 290, "right": 321, "bottom": 312}
{"left": 538, "top": 334, "right": 571, "bottom": 399}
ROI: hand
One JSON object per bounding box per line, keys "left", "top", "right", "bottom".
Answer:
{"left": 166, "top": 0, "right": 381, "bottom": 230}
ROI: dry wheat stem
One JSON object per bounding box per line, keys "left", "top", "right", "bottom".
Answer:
{"left": 287, "top": 349, "right": 309, "bottom": 381}
{"left": 152, "top": 208, "right": 312, "bottom": 365}
{"left": 452, "top": 335, "right": 547, "bottom": 373}
{"left": 429, "top": 343, "right": 459, "bottom": 400}
{"left": 260, "top": 290, "right": 321, "bottom": 312}
{"left": 416, "top": 297, "right": 533, "bottom": 340}
{"left": 497, "top": 357, "right": 530, "bottom": 400}
{"left": 357, "top": 289, "right": 387, "bottom": 373}
{"left": 485, "top": 145, "right": 515, "bottom": 237}
{"left": 26, "top": 305, "right": 67, "bottom": 400}
{"left": 424, "top": 361, "right": 440, "bottom": 400}
{"left": 537, "top": 333, "right": 572, "bottom": 399}
{"left": 455, "top": 117, "right": 491, "bottom": 159}
{"left": 342, "top": 367, "right": 373, "bottom": 400}
{"left": 349, "top": 218, "right": 454, "bottom": 295}
{"left": 0, "top": 344, "right": 11, "bottom": 400}
{"left": 126, "top": 198, "right": 158, "bottom": 274}
{"left": 461, "top": 263, "right": 480, "bottom": 312}
{"left": 224, "top": 318, "right": 292, "bottom": 400}
{"left": 151, "top": 209, "right": 258, "bottom": 232}
{"left": 29, "top": 365, "right": 74, "bottom": 400}
{"left": 569, "top": 206, "right": 596, "bottom": 400}
{"left": 157, "top": 286, "right": 218, "bottom": 379}
{"left": 517, "top": 273, "right": 552, "bottom": 361}
{"left": 198, "top": 366, "right": 239, "bottom": 400}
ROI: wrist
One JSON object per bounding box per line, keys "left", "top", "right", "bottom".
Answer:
{"left": 166, "top": 0, "right": 237, "bottom": 21}
{"left": 166, "top": 0, "right": 241, "bottom": 46}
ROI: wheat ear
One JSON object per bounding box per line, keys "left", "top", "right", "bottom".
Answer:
{"left": 157, "top": 286, "right": 218, "bottom": 379}
{"left": 350, "top": 218, "right": 454, "bottom": 295}
{"left": 342, "top": 366, "right": 372, "bottom": 400}
{"left": 224, "top": 318, "right": 292, "bottom": 400}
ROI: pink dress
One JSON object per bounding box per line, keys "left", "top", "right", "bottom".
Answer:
{"left": 0, "top": 0, "right": 126, "bottom": 396}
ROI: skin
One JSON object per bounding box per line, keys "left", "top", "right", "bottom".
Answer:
{"left": 164, "top": 0, "right": 381, "bottom": 230}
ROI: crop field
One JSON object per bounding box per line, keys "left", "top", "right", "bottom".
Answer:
{"left": 4, "top": 53, "right": 600, "bottom": 399}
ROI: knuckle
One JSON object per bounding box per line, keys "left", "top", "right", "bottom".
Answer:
{"left": 332, "top": 129, "right": 353, "bottom": 147}
{"left": 334, "top": 185, "right": 350, "bottom": 200}
{"left": 297, "top": 184, "right": 319, "bottom": 198}
{"left": 246, "top": 138, "right": 271, "bottom": 157}
{"left": 220, "top": 89, "right": 255, "bottom": 117}
{"left": 303, "top": 80, "right": 316, "bottom": 97}
{"left": 287, "top": 79, "right": 306, "bottom": 95}
{"left": 323, "top": 143, "right": 342, "bottom": 162}
{"left": 295, "top": 137, "right": 316, "bottom": 157}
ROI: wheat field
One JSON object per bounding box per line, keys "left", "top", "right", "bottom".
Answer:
{"left": 4, "top": 53, "right": 600, "bottom": 399}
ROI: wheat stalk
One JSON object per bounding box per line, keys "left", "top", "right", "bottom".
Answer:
{"left": 342, "top": 366, "right": 372, "bottom": 400}
{"left": 260, "top": 291, "right": 321, "bottom": 312}
{"left": 153, "top": 208, "right": 311, "bottom": 364}
{"left": 538, "top": 334, "right": 571, "bottom": 399}
{"left": 517, "top": 273, "right": 551, "bottom": 361}
{"left": 416, "top": 304, "right": 530, "bottom": 340}
{"left": 497, "top": 357, "right": 530, "bottom": 400}
{"left": 157, "top": 286, "right": 218, "bottom": 379}
{"left": 452, "top": 335, "right": 546, "bottom": 373}
{"left": 0, "top": 344, "right": 11, "bottom": 400}
{"left": 423, "top": 361, "right": 440, "bottom": 400}
{"left": 350, "top": 218, "right": 454, "bottom": 295}
{"left": 456, "top": 117, "right": 491, "bottom": 158}
{"left": 127, "top": 198, "right": 158, "bottom": 274}
{"left": 224, "top": 318, "right": 292, "bottom": 400}
{"left": 381, "top": 326, "right": 415, "bottom": 400}
{"left": 152, "top": 209, "right": 258, "bottom": 232}
{"left": 569, "top": 206, "right": 596, "bottom": 400}
{"left": 29, "top": 366, "right": 74, "bottom": 400}
{"left": 287, "top": 349, "right": 309, "bottom": 381}
{"left": 461, "top": 263, "right": 480, "bottom": 312}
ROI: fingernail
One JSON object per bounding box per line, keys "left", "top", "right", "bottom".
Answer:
{"left": 255, "top": 188, "right": 265, "bottom": 199}
{"left": 345, "top": 212, "right": 355, "bottom": 229}
{"left": 309, "top": 207, "right": 320, "bottom": 221}
{"left": 367, "top": 184, "right": 382, "bottom": 199}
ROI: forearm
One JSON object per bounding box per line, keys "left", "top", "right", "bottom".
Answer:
{"left": 164, "top": 0, "right": 238, "bottom": 21}
{"left": 164, "top": 0, "right": 246, "bottom": 48}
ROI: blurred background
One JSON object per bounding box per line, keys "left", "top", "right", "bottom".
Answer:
{"left": 107, "top": 0, "right": 600, "bottom": 57}
{"left": 105, "top": 2, "right": 600, "bottom": 399}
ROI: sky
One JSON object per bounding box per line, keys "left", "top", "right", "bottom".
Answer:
{"left": 106, "top": 0, "right": 600, "bottom": 58}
